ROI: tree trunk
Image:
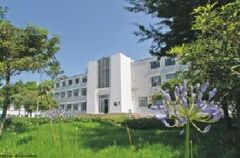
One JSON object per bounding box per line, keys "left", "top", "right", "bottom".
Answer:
{"left": 235, "top": 92, "right": 240, "bottom": 128}
{"left": 0, "top": 72, "right": 11, "bottom": 135}
{"left": 222, "top": 98, "right": 232, "bottom": 130}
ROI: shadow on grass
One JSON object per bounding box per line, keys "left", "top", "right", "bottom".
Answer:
{"left": 77, "top": 119, "right": 240, "bottom": 158}
{"left": 78, "top": 120, "right": 182, "bottom": 150}
{"left": 16, "top": 135, "right": 33, "bottom": 145}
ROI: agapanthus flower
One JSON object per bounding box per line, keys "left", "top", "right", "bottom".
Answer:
{"left": 152, "top": 81, "right": 223, "bottom": 133}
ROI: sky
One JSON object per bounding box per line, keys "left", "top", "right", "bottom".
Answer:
{"left": 1, "top": 0, "right": 157, "bottom": 82}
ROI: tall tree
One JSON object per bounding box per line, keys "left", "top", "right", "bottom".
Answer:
{"left": 170, "top": 1, "right": 240, "bottom": 129}
{"left": 0, "top": 19, "right": 60, "bottom": 134}
{"left": 126, "top": 0, "right": 233, "bottom": 57}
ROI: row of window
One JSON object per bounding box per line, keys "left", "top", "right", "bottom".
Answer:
{"left": 56, "top": 76, "right": 87, "bottom": 88}
{"left": 151, "top": 73, "right": 176, "bottom": 87}
{"left": 60, "top": 102, "right": 87, "bottom": 111}
{"left": 55, "top": 88, "right": 87, "bottom": 98}
{"left": 150, "top": 58, "right": 176, "bottom": 69}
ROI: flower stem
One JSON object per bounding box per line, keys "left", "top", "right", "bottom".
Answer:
{"left": 190, "top": 140, "right": 193, "bottom": 158}
{"left": 185, "top": 120, "right": 190, "bottom": 158}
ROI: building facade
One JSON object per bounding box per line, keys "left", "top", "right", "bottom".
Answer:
{"left": 54, "top": 53, "right": 187, "bottom": 114}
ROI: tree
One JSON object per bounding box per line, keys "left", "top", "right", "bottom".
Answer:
{"left": 126, "top": 0, "right": 233, "bottom": 57}
{"left": 38, "top": 80, "right": 57, "bottom": 111}
{"left": 170, "top": 1, "right": 240, "bottom": 129}
{"left": 17, "top": 82, "right": 39, "bottom": 115}
{"left": 12, "top": 81, "right": 57, "bottom": 116}
{"left": 0, "top": 19, "right": 60, "bottom": 134}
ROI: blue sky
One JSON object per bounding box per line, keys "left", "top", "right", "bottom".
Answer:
{"left": 1, "top": 0, "right": 157, "bottom": 82}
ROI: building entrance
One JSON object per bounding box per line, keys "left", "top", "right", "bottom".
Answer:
{"left": 99, "top": 95, "right": 109, "bottom": 113}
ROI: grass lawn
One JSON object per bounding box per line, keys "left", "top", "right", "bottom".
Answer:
{"left": 0, "top": 115, "right": 239, "bottom": 158}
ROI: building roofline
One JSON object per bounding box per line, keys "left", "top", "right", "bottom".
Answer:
{"left": 57, "top": 73, "right": 87, "bottom": 80}
{"left": 132, "top": 56, "right": 157, "bottom": 63}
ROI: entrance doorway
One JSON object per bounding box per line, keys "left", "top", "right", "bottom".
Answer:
{"left": 99, "top": 95, "right": 109, "bottom": 113}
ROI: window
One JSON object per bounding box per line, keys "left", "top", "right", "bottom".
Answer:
{"left": 75, "top": 78, "right": 79, "bottom": 84}
{"left": 81, "top": 88, "right": 87, "bottom": 96}
{"left": 82, "top": 76, "right": 87, "bottom": 83}
{"left": 67, "top": 90, "right": 72, "bottom": 98}
{"left": 114, "top": 101, "right": 118, "bottom": 106}
{"left": 62, "top": 81, "right": 66, "bottom": 87}
{"left": 60, "top": 104, "right": 65, "bottom": 110}
{"left": 60, "top": 92, "right": 65, "bottom": 98}
{"left": 151, "top": 76, "right": 161, "bottom": 87}
{"left": 68, "top": 79, "right": 73, "bottom": 85}
{"left": 98, "top": 57, "right": 110, "bottom": 88}
{"left": 81, "top": 102, "right": 87, "bottom": 111}
{"left": 73, "top": 104, "right": 79, "bottom": 110}
{"left": 138, "top": 97, "right": 148, "bottom": 106}
{"left": 55, "top": 92, "right": 59, "bottom": 98}
{"left": 165, "top": 58, "right": 176, "bottom": 66}
{"left": 56, "top": 82, "right": 60, "bottom": 88}
{"left": 150, "top": 61, "right": 160, "bottom": 69}
{"left": 66, "top": 104, "right": 72, "bottom": 110}
{"left": 166, "top": 73, "right": 176, "bottom": 80}
{"left": 73, "top": 89, "right": 79, "bottom": 97}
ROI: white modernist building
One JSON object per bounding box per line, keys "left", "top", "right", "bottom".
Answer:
{"left": 54, "top": 53, "right": 187, "bottom": 114}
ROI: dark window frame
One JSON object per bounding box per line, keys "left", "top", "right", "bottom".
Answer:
{"left": 165, "top": 58, "right": 176, "bottom": 66}
{"left": 138, "top": 97, "right": 148, "bottom": 107}
{"left": 81, "top": 88, "right": 87, "bottom": 96}
{"left": 151, "top": 75, "right": 161, "bottom": 87}
{"left": 75, "top": 78, "right": 80, "bottom": 84}
{"left": 62, "top": 81, "right": 66, "bottom": 87}
{"left": 150, "top": 61, "right": 160, "bottom": 69}
{"left": 73, "top": 89, "right": 79, "bottom": 97}
{"left": 81, "top": 102, "right": 87, "bottom": 111}
{"left": 82, "top": 77, "right": 87, "bottom": 83}
{"left": 68, "top": 79, "right": 73, "bottom": 85}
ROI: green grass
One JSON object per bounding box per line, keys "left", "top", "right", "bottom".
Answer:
{"left": 0, "top": 116, "right": 239, "bottom": 158}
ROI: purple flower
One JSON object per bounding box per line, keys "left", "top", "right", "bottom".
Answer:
{"left": 209, "top": 88, "right": 217, "bottom": 100}
{"left": 153, "top": 81, "right": 223, "bottom": 133}
{"left": 201, "top": 82, "right": 209, "bottom": 93}
{"left": 203, "top": 125, "right": 211, "bottom": 133}
{"left": 160, "top": 88, "right": 171, "bottom": 101}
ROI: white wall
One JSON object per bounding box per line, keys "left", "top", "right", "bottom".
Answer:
{"left": 109, "top": 53, "right": 133, "bottom": 113}
{"left": 131, "top": 56, "right": 186, "bottom": 113}
{"left": 87, "top": 61, "right": 98, "bottom": 114}
{"left": 109, "top": 54, "right": 122, "bottom": 113}
{"left": 120, "top": 54, "right": 133, "bottom": 113}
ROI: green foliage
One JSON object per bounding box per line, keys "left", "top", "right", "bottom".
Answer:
{"left": 0, "top": 16, "right": 61, "bottom": 133}
{"left": 161, "top": 78, "right": 181, "bottom": 91}
{"left": 44, "top": 60, "right": 64, "bottom": 80}
{"left": 38, "top": 80, "right": 57, "bottom": 110}
{"left": 169, "top": 1, "right": 240, "bottom": 128}
{"left": 8, "top": 80, "right": 57, "bottom": 113}
{"left": 75, "top": 114, "right": 128, "bottom": 124}
{"left": 0, "top": 21, "right": 60, "bottom": 76}
{"left": 151, "top": 93, "right": 162, "bottom": 104}
{"left": 5, "top": 117, "right": 49, "bottom": 133}
{"left": 126, "top": 0, "right": 232, "bottom": 56}
{"left": 15, "top": 82, "right": 39, "bottom": 113}
{"left": 232, "top": 65, "right": 240, "bottom": 75}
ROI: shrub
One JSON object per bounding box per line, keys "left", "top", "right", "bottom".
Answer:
{"left": 5, "top": 117, "right": 49, "bottom": 133}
